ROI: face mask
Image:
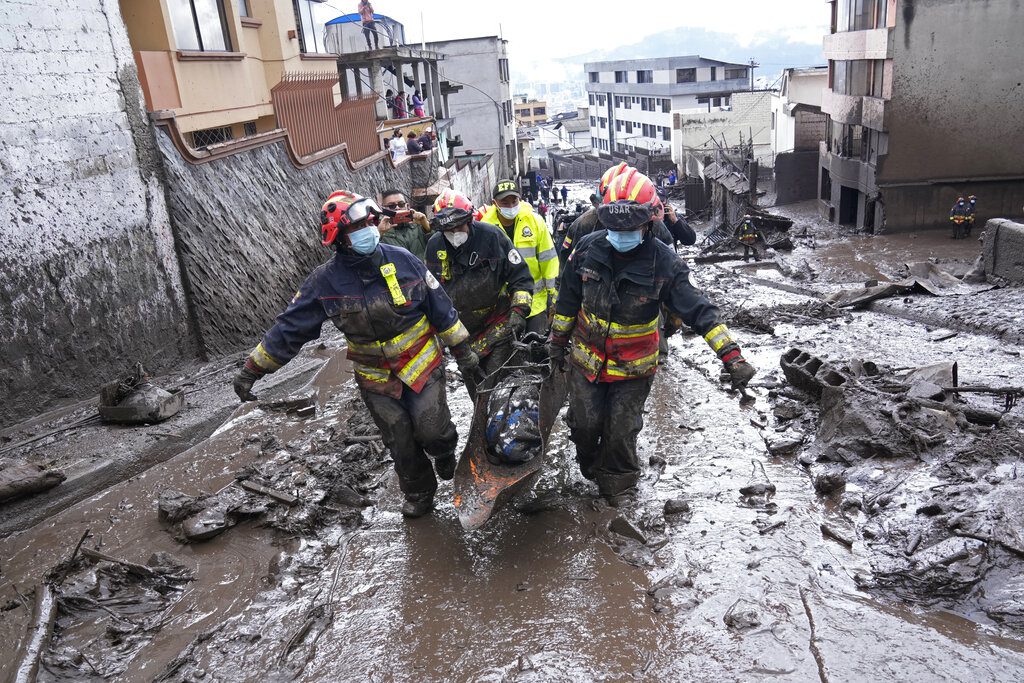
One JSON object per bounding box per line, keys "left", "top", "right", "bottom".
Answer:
{"left": 348, "top": 225, "right": 380, "bottom": 255}
{"left": 607, "top": 229, "right": 644, "bottom": 253}
{"left": 498, "top": 205, "right": 519, "bottom": 220}
{"left": 444, "top": 230, "right": 469, "bottom": 247}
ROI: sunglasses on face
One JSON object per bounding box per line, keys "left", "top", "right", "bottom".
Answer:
{"left": 383, "top": 200, "right": 408, "bottom": 209}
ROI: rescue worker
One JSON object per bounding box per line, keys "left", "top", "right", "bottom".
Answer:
{"left": 949, "top": 197, "right": 969, "bottom": 239}
{"left": 378, "top": 188, "right": 430, "bottom": 259}
{"left": 966, "top": 195, "right": 978, "bottom": 236}
{"left": 232, "top": 191, "right": 480, "bottom": 518}
{"left": 736, "top": 215, "right": 759, "bottom": 261}
{"left": 425, "top": 190, "right": 535, "bottom": 398}
{"left": 479, "top": 180, "right": 559, "bottom": 334}
{"left": 559, "top": 165, "right": 694, "bottom": 274}
{"left": 548, "top": 172, "right": 755, "bottom": 505}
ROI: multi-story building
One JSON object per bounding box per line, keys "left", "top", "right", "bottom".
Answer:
{"left": 584, "top": 56, "right": 751, "bottom": 155}
{"left": 819, "top": 0, "right": 1024, "bottom": 232}
{"left": 425, "top": 36, "right": 517, "bottom": 178}
{"left": 122, "top": 0, "right": 341, "bottom": 147}
{"left": 771, "top": 66, "right": 828, "bottom": 204}
{"left": 514, "top": 96, "right": 548, "bottom": 126}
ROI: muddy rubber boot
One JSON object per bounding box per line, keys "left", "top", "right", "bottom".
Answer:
{"left": 604, "top": 488, "right": 639, "bottom": 508}
{"left": 401, "top": 492, "right": 434, "bottom": 518}
{"left": 434, "top": 452, "right": 457, "bottom": 481}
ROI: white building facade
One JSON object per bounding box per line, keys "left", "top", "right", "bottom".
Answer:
{"left": 585, "top": 56, "right": 751, "bottom": 154}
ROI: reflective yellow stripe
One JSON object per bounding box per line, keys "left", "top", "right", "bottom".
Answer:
{"left": 437, "top": 250, "right": 451, "bottom": 281}
{"left": 353, "top": 362, "right": 390, "bottom": 383}
{"left": 396, "top": 337, "right": 441, "bottom": 386}
{"left": 380, "top": 263, "right": 407, "bottom": 306}
{"left": 348, "top": 315, "right": 430, "bottom": 358}
{"left": 511, "top": 290, "right": 533, "bottom": 309}
{"left": 703, "top": 324, "right": 733, "bottom": 352}
{"left": 438, "top": 320, "right": 469, "bottom": 347}
{"left": 250, "top": 342, "right": 282, "bottom": 372}
{"left": 605, "top": 350, "right": 660, "bottom": 377}
{"left": 608, "top": 317, "right": 659, "bottom": 339}
{"left": 551, "top": 313, "right": 575, "bottom": 335}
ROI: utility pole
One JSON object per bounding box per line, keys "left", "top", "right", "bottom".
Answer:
{"left": 748, "top": 58, "right": 759, "bottom": 91}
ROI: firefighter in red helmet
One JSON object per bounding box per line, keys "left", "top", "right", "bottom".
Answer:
{"left": 548, "top": 171, "right": 755, "bottom": 504}
{"left": 233, "top": 190, "right": 479, "bottom": 517}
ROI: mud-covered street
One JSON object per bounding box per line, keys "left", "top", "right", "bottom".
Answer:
{"left": 2, "top": 199, "right": 1024, "bottom": 681}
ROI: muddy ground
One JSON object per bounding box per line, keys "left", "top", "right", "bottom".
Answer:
{"left": 2, "top": 200, "right": 1024, "bottom": 681}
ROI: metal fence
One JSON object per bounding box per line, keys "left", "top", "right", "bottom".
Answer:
{"left": 271, "top": 72, "right": 380, "bottom": 162}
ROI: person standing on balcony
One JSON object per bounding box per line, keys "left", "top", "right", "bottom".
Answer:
{"left": 232, "top": 190, "right": 480, "bottom": 518}
{"left": 412, "top": 90, "right": 426, "bottom": 117}
{"left": 395, "top": 90, "right": 407, "bottom": 119}
{"left": 359, "top": 1, "right": 379, "bottom": 51}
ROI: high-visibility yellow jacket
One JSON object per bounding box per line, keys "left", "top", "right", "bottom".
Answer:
{"left": 480, "top": 203, "right": 558, "bottom": 318}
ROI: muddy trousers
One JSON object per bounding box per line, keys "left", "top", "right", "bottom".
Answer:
{"left": 565, "top": 369, "right": 654, "bottom": 496}
{"left": 359, "top": 368, "right": 457, "bottom": 497}
{"left": 466, "top": 341, "right": 515, "bottom": 400}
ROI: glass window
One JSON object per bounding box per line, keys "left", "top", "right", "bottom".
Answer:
{"left": 852, "top": 0, "right": 874, "bottom": 30}
{"left": 169, "top": 0, "right": 231, "bottom": 51}
{"left": 676, "top": 68, "right": 695, "bottom": 83}
{"left": 870, "top": 59, "right": 884, "bottom": 97}
{"left": 661, "top": 98, "right": 670, "bottom": 113}
{"left": 589, "top": 94, "right": 595, "bottom": 105}
{"left": 636, "top": 70, "right": 653, "bottom": 84}
{"left": 293, "top": 0, "right": 322, "bottom": 53}
{"left": 697, "top": 96, "right": 709, "bottom": 104}
{"left": 836, "top": 0, "right": 851, "bottom": 32}
{"left": 589, "top": 72, "right": 599, "bottom": 83}
{"left": 237, "top": 0, "right": 249, "bottom": 17}
{"left": 832, "top": 60, "right": 848, "bottom": 94}
{"left": 710, "top": 67, "right": 717, "bottom": 82}
{"left": 662, "top": 127, "right": 670, "bottom": 141}
{"left": 725, "top": 68, "right": 747, "bottom": 80}
{"left": 615, "top": 71, "right": 627, "bottom": 83}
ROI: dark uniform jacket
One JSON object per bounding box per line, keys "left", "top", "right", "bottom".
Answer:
{"left": 424, "top": 221, "right": 534, "bottom": 357}
{"left": 558, "top": 207, "right": 679, "bottom": 273}
{"left": 248, "top": 244, "right": 468, "bottom": 398}
{"left": 551, "top": 231, "right": 722, "bottom": 383}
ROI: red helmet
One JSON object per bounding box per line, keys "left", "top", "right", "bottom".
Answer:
{"left": 599, "top": 162, "right": 630, "bottom": 197}
{"left": 431, "top": 189, "right": 475, "bottom": 231}
{"left": 320, "top": 191, "right": 381, "bottom": 246}
{"left": 602, "top": 168, "right": 664, "bottom": 219}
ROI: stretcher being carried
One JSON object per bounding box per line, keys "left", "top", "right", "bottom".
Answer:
{"left": 453, "top": 332, "right": 567, "bottom": 530}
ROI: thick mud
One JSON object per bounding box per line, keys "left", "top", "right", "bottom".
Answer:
{"left": 2, "top": 215, "right": 1024, "bottom": 680}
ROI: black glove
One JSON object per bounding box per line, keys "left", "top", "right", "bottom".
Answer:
{"left": 726, "top": 359, "right": 756, "bottom": 390}
{"left": 545, "top": 341, "right": 568, "bottom": 374}
{"left": 451, "top": 342, "right": 481, "bottom": 379}
{"left": 509, "top": 308, "right": 528, "bottom": 337}
{"left": 233, "top": 365, "right": 263, "bottom": 402}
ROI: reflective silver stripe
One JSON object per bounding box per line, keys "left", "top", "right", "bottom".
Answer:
{"left": 536, "top": 278, "right": 558, "bottom": 290}
{"left": 516, "top": 246, "right": 537, "bottom": 258}
{"left": 536, "top": 247, "right": 556, "bottom": 262}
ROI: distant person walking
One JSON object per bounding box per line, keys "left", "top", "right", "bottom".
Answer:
{"left": 559, "top": 184, "right": 568, "bottom": 206}
{"left": 358, "top": 1, "right": 379, "bottom": 51}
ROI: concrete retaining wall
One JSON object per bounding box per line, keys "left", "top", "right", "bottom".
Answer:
{"left": 155, "top": 133, "right": 415, "bottom": 356}
{"left": 983, "top": 219, "right": 1024, "bottom": 283}
{"left": 879, "top": 179, "right": 1024, "bottom": 233}
{"left": 0, "top": 0, "right": 193, "bottom": 427}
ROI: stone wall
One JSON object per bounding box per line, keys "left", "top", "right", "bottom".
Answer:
{"left": 0, "top": 0, "right": 193, "bottom": 428}
{"left": 155, "top": 133, "right": 416, "bottom": 356}
{"left": 983, "top": 219, "right": 1024, "bottom": 284}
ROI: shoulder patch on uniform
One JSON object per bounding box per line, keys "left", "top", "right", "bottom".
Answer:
{"left": 425, "top": 271, "right": 440, "bottom": 289}
{"left": 508, "top": 249, "right": 523, "bottom": 265}
{"left": 522, "top": 226, "right": 533, "bottom": 237}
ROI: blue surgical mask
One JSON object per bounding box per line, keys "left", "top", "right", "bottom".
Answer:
{"left": 606, "top": 229, "right": 643, "bottom": 252}
{"left": 348, "top": 225, "right": 380, "bottom": 255}
{"left": 498, "top": 205, "right": 519, "bottom": 220}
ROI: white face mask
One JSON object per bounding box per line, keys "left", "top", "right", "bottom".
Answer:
{"left": 444, "top": 231, "right": 469, "bottom": 247}
{"left": 498, "top": 204, "right": 519, "bottom": 220}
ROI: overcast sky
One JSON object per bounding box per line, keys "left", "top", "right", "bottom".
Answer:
{"left": 316, "top": 0, "right": 828, "bottom": 56}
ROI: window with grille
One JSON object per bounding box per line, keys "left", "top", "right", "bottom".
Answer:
{"left": 190, "top": 126, "right": 233, "bottom": 148}
{"left": 168, "top": 0, "right": 231, "bottom": 51}
{"left": 243, "top": 121, "right": 257, "bottom": 136}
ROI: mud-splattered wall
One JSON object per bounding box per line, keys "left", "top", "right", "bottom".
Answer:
{"left": 154, "top": 134, "right": 416, "bottom": 357}
{"left": 0, "top": 0, "right": 193, "bottom": 428}
{"left": 984, "top": 219, "right": 1024, "bottom": 284}
{"left": 880, "top": 0, "right": 1024, "bottom": 183}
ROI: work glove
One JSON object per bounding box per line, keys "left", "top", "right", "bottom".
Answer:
{"left": 232, "top": 362, "right": 264, "bottom": 402}
{"left": 545, "top": 341, "right": 568, "bottom": 374}
{"left": 451, "top": 342, "right": 481, "bottom": 380}
{"left": 509, "top": 306, "right": 529, "bottom": 338}
{"left": 725, "top": 358, "right": 756, "bottom": 391}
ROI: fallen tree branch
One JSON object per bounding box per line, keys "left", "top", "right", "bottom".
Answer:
{"left": 8, "top": 583, "right": 59, "bottom": 683}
